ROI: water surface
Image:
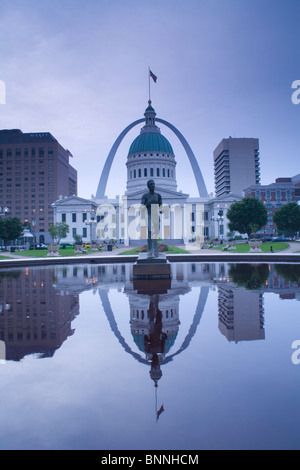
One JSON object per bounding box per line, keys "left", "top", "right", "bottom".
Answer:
{"left": 0, "top": 262, "right": 300, "bottom": 450}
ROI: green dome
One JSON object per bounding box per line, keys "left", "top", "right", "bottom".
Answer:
{"left": 133, "top": 332, "right": 178, "bottom": 354}
{"left": 128, "top": 132, "right": 174, "bottom": 155}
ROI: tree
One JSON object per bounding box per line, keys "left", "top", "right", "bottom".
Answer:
{"left": 49, "top": 222, "right": 69, "bottom": 245}
{"left": 0, "top": 217, "right": 23, "bottom": 249}
{"left": 0, "top": 218, "right": 8, "bottom": 247}
{"left": 226, "top": 197, "right": 268, "bottom": 239}
{"left": 273, "top": 203, "right": 300, "bottom": 239}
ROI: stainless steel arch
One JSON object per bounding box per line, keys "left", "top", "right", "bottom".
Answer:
{"left": 96, "top": 117, "right": 208, "bottom": 199}
{"left": 156, "top": 118, "right": 208, "bottom": 197}
{"left": 96, "top": 119, "right": 144, "bottom": 199}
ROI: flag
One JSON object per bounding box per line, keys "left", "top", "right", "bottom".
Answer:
{"left": 150, "top": 70, "right": 157, "bottom": 83}
{"left": 157, "top": 405, "right": 164, "bottom": 421}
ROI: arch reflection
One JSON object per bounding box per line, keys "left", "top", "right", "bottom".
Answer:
{"left": 0, "top": 262, "right": 299, "bottom": 366}
{"left": 100, "top": 274, "right": 209, "bottom": 386}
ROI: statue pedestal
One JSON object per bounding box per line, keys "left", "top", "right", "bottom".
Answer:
{"left": 133, "top": 253, "right": 171, "bottom": 280}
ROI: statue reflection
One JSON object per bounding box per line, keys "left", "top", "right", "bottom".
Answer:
{"left": 132, "top": 278, "right": 173, "bottom": 390}
{"left": 133, "top": 279, "right": 172, "bottom": 421}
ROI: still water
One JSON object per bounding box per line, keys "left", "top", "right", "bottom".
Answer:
{"left": 0, "top": 262, "right": 300, "bottom": 450}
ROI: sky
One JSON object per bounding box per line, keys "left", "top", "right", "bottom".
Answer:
{"left": 0, "top": 0, "right": 300, "bottom": 199}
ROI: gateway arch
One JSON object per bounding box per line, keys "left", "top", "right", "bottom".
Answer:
{"left": 96, "top": 117, "right": 208, "bottom": 199}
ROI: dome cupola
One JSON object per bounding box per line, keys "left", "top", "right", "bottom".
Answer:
{"left": 126, "top": 102, "right": 177, "bottom": 194}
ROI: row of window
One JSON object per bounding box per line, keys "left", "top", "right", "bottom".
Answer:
{"left": 129, "top": 167, "right": 174, "bottom": 179}
{"left": 256, "top": 189, "right": 292, "bottom": 203}
{"left": 62, "top": 213, "right": 103, "bottom": 223}
{"left": 0, "top": 148, "right": 54, "bottom": 157}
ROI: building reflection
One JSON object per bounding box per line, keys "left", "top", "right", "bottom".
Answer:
{"left": 0, "top": 267, "right": 79, "bottom": 361}
{"left": 0, "top": 262, "right": 299, "bottom": 364}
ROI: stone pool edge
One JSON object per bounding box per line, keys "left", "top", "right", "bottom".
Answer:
{"left": 0, "top": 252, "right": 299, "bottom": 269}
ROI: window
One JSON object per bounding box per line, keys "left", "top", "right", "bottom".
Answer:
{"left": 62, "top": 213, "right": 66, "bottom": 223}
{"left": 82, "top": 212, "right": 87, "bottom": 222}
{"left": 72, "top": 213, "right": 76, "bottom": 223}
{"left": 150, "top": 168, "right": 154, "bottom": 177}
{"left": 83, "top": 228, "right": 87, "bottom": 238}
{"left": 72, "top": 228, "right": 77, "bottom": 237}
{"left": 276, "top": 190, "right": 281, "bottom": 202}
{"left": 156, "top": 168, "right": 160, "bottom": 177}
{"left": 144, "top": 168, "right": 147, "bottom": 177}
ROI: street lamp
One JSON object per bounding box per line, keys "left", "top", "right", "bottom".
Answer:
{"left": 85, "top": 217, "right": 97, "bottom": 250}
{"left": 212, "top": 208, "right": 224, "bottom": 245}
{"left": 0, "top": 207, "right": 9, "bottom": 217}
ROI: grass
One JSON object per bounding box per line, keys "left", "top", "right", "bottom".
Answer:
{"left": 213, "top": 242, "right": 289, "bottom": 253}
{"left": 119, "top": 245, "right": 190, "bottom": 255}
{"left": 5, "top": 247, "right": 103, "bottom": 258}
{"left": 0, "top": 242, "right": 293, "bottom": 259}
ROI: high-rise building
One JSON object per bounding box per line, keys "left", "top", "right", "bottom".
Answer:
{"left": 214, "top": 137, "right": 260, "bottom": 197}
{"left": 0, "top": 129, "right": 77, "bottom": 244}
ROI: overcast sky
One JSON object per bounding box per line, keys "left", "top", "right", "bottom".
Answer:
{"left": 0, "top": 0, "right": 299, "bottom": 199}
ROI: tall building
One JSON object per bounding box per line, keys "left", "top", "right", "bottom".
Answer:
{"left": 214, "top": 137, "right": 260, "bottom": 197}
{"left": 0, "top": 129, "right": 77, "bottom": 244}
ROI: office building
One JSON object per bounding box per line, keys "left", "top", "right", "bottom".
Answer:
{"left": 0, "top": 129, "right": 77, "bottom": 244}
{"left": 214, "top": 137, "right": 260, "bottom": 197}
{"left": 244, "top": 174, "right": 300, "bottom": 235}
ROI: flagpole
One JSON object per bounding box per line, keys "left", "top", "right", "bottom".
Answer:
{"left": 148, "top": 66, "right": 151, "bottom": 103}
{"left": 155, "top": 384, "right": 158, "bottom": 423}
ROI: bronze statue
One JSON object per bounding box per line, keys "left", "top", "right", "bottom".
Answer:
{"left": 141, "top": 180, "right": 162, "bottom": 258}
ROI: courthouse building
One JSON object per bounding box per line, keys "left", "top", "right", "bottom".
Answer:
{"left": 53, "top": 102, "right": 251, "bottom": 246}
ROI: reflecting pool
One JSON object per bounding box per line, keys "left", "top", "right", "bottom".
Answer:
{"left": 0, "top": 262, "right": 300, "bottom": 450}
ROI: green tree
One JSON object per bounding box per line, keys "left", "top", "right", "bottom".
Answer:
{"left": 49, "top": 222, "right": 69, "bottom": 245}
{"left": 273, "top": 203, "right": 300, "bottom": 239}
{"left": 226, "top": 197, "right": 268, "bottom": 239}
{"left": 0, "top": 218, "right": 8, "bottom": 247}
{"left": 0, "top": 217, "right": 23, "bottom": 249}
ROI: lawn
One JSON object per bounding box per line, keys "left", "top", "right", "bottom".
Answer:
{"left": 213, "top": 242, "right": 289, "bottom": 253}
{"left": 9, "top": 247, "right": 102, "bottom": 258}
{"left": 119, "top": 246, "right": 190, "bottom": 255}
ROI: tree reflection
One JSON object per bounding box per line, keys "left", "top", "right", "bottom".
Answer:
{"left": 229, "top": 264, "right": 269, "bottom": 290}
{"left": 275, "top": 264, "right": 300, "bottom": 283}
